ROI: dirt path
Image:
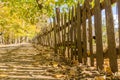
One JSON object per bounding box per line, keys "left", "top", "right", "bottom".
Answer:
{"left": 0, "top": 43, "right": 61, "bottom": 80}
{"left": 0, "top": 43, "right": 120, "bottom": 80}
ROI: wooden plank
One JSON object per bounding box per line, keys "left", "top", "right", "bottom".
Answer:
{"left": 44, "top": 36, "right": 46, "bottom": 45}
{"left": 74, "top": 6, "right": 78, "bottom": 60}
{"left": 51, "top": 23, "right": 53, "bottom": 47}
{"left": 61, "top": 13, "right": 64, "bottom": 46}
{"left": 45, "top": 35, "right": 47, "bottom": 46}
{"left": 49, "top": 23, "right": 52, "bottom": 47}
{"left": 43, "top": 35, "right": 45, "bottom": 45}
{"left": 41, "top": 37, "right": 43, "bottom": 45}
{"left": 56, "top": 8, "right": 61, "bottom": 47}
{"left": 51, "top": 30, "right": 53, "bottom": 47}
{"left": 105, "top": 0, "right": 118, "bottom": 72}
{"left": 70, "top": 7, "right": 74, "bottom": 60}
{"left": 88, "top": 17, "right": 94, "bottom": 66}
{"left": 42, "top": 36, "right": 44, "bottom": 45}
{"left": 46, "top": 35, "right": 48, "bottom": 46}
{"left": 53, "top": 17, "right": 57, "bottom": 54}
{"left": 60, "top": 14, "right": 63, "bottom": 47}
{"left": 45, "top": 36, "right": 47, "bottom": 46}
{"left": 43, "top": 36, "right": 45, "bottom": 45}
{"left": 50, "top": 32, "right": 54, "bottom": 48}
{"left": 44, "top": 35, "right": 47, "bottom": 46}
{"left": 86, "top": 0, "right": 94, "bottom": 66}
{"left": 94, "top": 0, "right": 104, "bottom": 70}
{"left": 47, "top": 35, "right": 49, "bottom": 46}
{"left": 47, "top": 34, "right": 50, "bottom": 46}
{"left": 72, "top": 11, "right": 76, "bottom": 60}
{"left": 48, "top": 35, "right": 50, "bottom": 46}
{"left": 61, "top": 13, "right": 64, "bottom": 56}
{"left": 67, "top": 9, "right": 71, "bottom": 59}
{"left": 50, "top": 32, "right": 52, "bottom": 47}
{"left": 82, "top": 4, "right": 87, "bottom": 65}
{"left": 51, "top": 31, "right": 53, "bottom": 48}
{"left": 77, "top": 3, "right": 82, "bottom": 63}
{"left": 63, "top": 13, "right": 67, "bottom": 58}
{"left": 118, "top": 0, "right": 120, "bottom": 56}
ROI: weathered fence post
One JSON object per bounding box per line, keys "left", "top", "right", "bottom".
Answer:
{"left": 118, "top": 0, "right": 120, "bottom": 56}
{"left": 77, "top": 2, "right": 82, "bottom": 63}
{"left": 94, "top": 0, "right": 104, "bottom": 70}
{"left": 82, "top": 3, "right": 87, "bottom": 65}
{"left": 86, "top": 0, "right": 94, "bottom": 66}
{"left": 67, "top": 9, "right": 71, "bottom": 59}
{"left": 56, "top": 8, "right": 61, "bottom": 54}
{"left": 70, "top": 7, "right": 74, "bottom": 60}
{"left": 53, "top": 17, "right": 57, "bottom": 54}
{"left": 64, "top": 13, "right": 67, "bottom": 58}
{"left": 61, "top": 13, "right": 64, "bottom": 57}
{"left": 74, "top": 5, "right": 77, "bottom": 60}
{"left": 105, "top": 0, "right": 118, "bottom": 72}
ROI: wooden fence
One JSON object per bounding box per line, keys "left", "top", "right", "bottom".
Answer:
{"left": 34, "top": 0, "right": 119, "bottom": 72}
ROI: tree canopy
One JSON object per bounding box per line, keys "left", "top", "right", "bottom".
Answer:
{"left": 0, "top": 0, "right": 97, "bottom": 44}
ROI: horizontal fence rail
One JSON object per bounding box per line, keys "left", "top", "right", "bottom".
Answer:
{"left": 33, "top": 0, "right": 120, "bottom": 73}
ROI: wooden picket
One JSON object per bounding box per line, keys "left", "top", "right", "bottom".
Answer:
{"left": 76, "top": 2, "right": 82, "bottom": 63}
{"left": 105, "top": 0, "right": 118, "bottom": 72}
{"left": 67, "top": 10, "right": 71, "bottom": 59}
{"left": 86, "top": 0, "right": 94, "bottom": 66}
{"left": 94, "top": 0, "right": 104, "bottom": 70}
{"left": 118, "top": 0, "right": 120, "bottom": 56}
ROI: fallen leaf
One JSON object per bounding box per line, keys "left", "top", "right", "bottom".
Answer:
{"left": 52, "top": 62, "right": 58, "bottom": 67}
{"left": 0, "top": 74, "right": 8, "bottom": 77}
{"left": 94, "top": 76, "right": 105, "bottom": 80}
{"left": 32, "top": 61, "right": 39, "bottom": 66}
{"left": 53, "top": 74, "right": 64, "bottom": 78}
{"left": 104, "top": 65, "right": 112, "bottom": 75}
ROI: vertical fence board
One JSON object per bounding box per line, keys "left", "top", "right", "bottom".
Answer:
{"left": 74, "top": 6, "right": 77, "bottom": 60}
{"left": 94, "top": 0, "right": 104, "bottom": 70}
{"left": 67, "top": 10, "right": 71, "bottom": 59}
{"left": 49, "top": 32, "right": 52, "bottom": 47}
{"left": 70, "top": 7, "right": 74, "bottom": 60}
{"left": 64, "top": 13, "right": 67, "bottom": 58}
{"left": 118, "top": 0, "right": 120, "bottom": 55}
{"left": 48, "top": 33, "right": 50, "bottom": 46}
{"left": 61, "top": 13, "right": 64, "bottom": 56}
{"left": 82, "top": 5, "right": 87, "bottom": 65}
{"left": 105, "top": 0, "right": 118, "bottom": 72}
{"left": 77, "top": 3, "right": 82, "bottom": 63}
{"left": 56, "top": 8, "right": 61, "bottom": 54}
{"left": 53, "top": 17, "right": 57, "bottom": 54}
{"left": 56, "top": 8, "right": 61, "bottom": 47}
{"left": 88, "top": 17, "right": 94, "bottom": 66}
{"left": 87, "top": 3, "right": 94, "bottom": 66}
